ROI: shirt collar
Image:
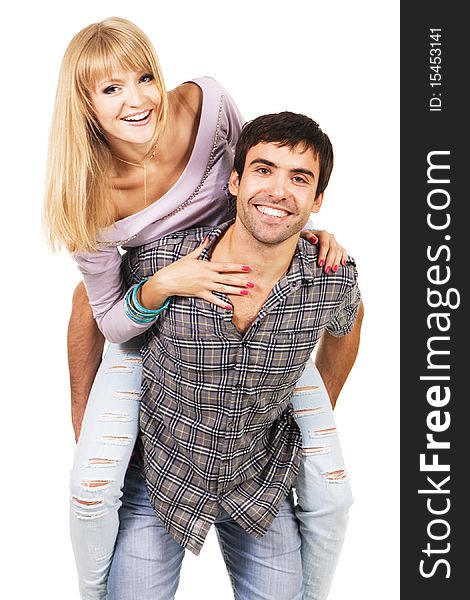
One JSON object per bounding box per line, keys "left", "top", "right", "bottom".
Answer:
{"left": 198, "top": 219, "right": 318, "bottom": 284}
{"left": 197, "top": 220, "right": 234, "bottom": 262}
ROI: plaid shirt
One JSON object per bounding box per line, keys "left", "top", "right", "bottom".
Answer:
{"left": 123, "top": 221, "right": 361, "bottom": 554}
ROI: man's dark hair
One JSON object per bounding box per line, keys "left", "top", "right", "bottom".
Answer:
{"left": 233, "top": 112, "right": 334, "bottom": 198}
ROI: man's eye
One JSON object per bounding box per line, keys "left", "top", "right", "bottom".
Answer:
{"left": 257, "top": 168, "right": 270, "bottom": 174}
{"left": 293, "top": 176, "right": 307, "bottom": 184}
{"left": 140, "top": 73, "right": 154, "bottom": 83}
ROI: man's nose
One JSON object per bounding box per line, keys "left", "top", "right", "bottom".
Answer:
{"left": 266, "top": 174, "right": 289, "bottom": 200}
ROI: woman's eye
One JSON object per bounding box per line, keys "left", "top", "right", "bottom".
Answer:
{"left": 140, "top": 73, "right": 154, "bottom": 83}
{"left": 103, "top": 85, "right": 119, "bottom": 94}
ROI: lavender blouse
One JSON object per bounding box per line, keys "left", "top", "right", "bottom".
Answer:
{"left": 74, "top": 77, "right": 244, "bottom": 343}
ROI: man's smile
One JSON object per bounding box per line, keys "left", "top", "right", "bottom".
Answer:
{"left": 252, "top": 197, "right": 294, "bottom": 222}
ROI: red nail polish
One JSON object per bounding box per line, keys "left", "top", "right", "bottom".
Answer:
{"left": 333, "top": 265, "right": 338, "bottom": 272}
{"left": 342, "top": 259, "right": 347, "bottom": 266}
{"left": 241, "top": 266, "right": 250, "bottom": 272}
{"left": 240, "top": 289, "right": 249, "bottom": 295}
{"left": 325, "top": 266, "right": 331, "bottom": 274}
{"left": 246, "top": 282, "right": 255, "bottom": 288}
{"left": 225, "top": 304, "right": 233, "bottom": 310}
{"left": 318, "top": 260, "right": 324, "bottom": 267}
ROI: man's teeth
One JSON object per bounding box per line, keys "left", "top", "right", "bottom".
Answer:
{"left": 123, "top": 110, "right": 150, "bottom": 122}
{"left": 257, "top": 205, "right": 289, "bottom": 218}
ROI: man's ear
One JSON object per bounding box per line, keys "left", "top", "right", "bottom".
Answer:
{"left": 228, "top": 170, "right": 240, "bottom": 196}
{"left": 310, "top": 191, "right": 324, "bottom": 213}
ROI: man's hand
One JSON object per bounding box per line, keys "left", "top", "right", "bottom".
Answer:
{"left": 315, "top": 301, "right": 364, "bottom": 408}
{"left": 68, "top": 282, "right": 105, "bottom": 441}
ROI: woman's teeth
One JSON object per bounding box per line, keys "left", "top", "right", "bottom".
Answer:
{"left": 123, "top": 110, "right": 150, "bottom": 122}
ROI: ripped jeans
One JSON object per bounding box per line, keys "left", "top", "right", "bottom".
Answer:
{"left": 70, "top": 338, "right": 353, "bottom": 600}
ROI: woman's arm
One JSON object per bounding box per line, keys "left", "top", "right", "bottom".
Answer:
{"left": 75, "top": 240, "right": 253, "bottom": 344}
{"left": 68, "top": 282, "right": 105, "bottom": 441}
{"left": 74, "top": 244, "right": 160, "bottom": 343}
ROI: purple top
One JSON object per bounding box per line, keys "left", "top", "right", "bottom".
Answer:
{"left": 74, "top": 77, "right": 244, "bottom": 342}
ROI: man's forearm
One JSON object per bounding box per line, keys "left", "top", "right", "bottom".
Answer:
{"left": 68, "top": 282, "right": 105, "bottom": 441}
{"left": 315, "top": 301, "right": 364, "bottom": 408}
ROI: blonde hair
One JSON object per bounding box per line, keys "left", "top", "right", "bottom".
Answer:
{"left": 44, "top": 16, "right": 168, "bottom": 253}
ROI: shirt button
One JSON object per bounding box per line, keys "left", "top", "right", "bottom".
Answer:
{"left": 228, "top": 421, "right": 235, "bottom": 429}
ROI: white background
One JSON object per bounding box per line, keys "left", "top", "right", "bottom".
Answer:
{"left": 0, "top": 1, "right": 399, "bottom": 598}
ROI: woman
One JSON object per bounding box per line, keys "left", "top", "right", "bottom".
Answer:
{"left": 44, "top": 17, "right": 352, "bottom": 600}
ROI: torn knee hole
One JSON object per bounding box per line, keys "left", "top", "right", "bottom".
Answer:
{"left": 101, "top": 435, "right": 133, "bottom": 445}
{"left": 302, "top": 446, "right": 329, "bottom": 456}
{"left": 294, "top": 385, "right": 320, "bottom": 393}
{"left": 80, "top": 479, "right": 112, "bottom": 490}
{"left": 98, "top": 412, "right": 134, "bottom": 423}
{"left": 87, "top": 458, "right": 120, "bottom": 466}
{"left": 123, "top": 357, "right": 142, "bottom": 365}
{"left": 293, "top": 406, "right": 324, "bottom": 416}
{"left": 71, "top": 496, "right": 104, "bottom": 507}
{"left": 322, "top": 469, "right": 347, "bottom": 482}
{"left": 105, "top": 365, "right": 133, "bottom": 374}
{"left": 113, "top": 391, "right": 140, "bottom": 401}
{"left": 310, "top": 427, "right": 337, "bottom": 438}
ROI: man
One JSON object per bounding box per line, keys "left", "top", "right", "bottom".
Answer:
{"left": 105, "top": 112, "right": 364, "bottom": 599}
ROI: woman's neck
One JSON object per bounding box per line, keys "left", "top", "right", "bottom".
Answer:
{"left": 109, "top": 138, "right": 157, "bottom": 171}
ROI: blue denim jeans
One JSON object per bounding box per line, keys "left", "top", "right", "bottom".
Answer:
{"left": 70, "top": 339, "right": 143, "bottom": 600}
{"left": 290, "top": 365, "right": 353, "bottom": 600}
{"left": 70, "top": 341, "right": 352, "bottom": 600}
{"left": 106, "top": 459, "right": 303, "bottom": 600}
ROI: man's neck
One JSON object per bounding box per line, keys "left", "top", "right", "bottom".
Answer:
{"left": 211, "top": 220, "right": 300, "bottom": 335}
{"left": 213, "top": 220, "right": 300, "bottom": 281}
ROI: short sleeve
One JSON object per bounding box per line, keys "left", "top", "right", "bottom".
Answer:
{"left": 326, "top": 264, "right": 361, "bottom": 337}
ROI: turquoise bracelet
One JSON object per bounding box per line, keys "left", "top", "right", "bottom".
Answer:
{"left": 124, "top": 279, "right": 170, "bottom": 325}
{"left": 132, "top": 279, "right": 170, "bottom": 315}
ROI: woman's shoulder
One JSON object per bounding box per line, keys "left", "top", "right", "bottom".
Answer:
{"left": 173, "top": 77, "right": 243, "bottom": 131}
{"left": 171, "top": 77, "right": 228, "bottom": 105}
{"left": 171, "top": 83, "right": 203, "bottom": 125}
{"left": 169, "top": 77, "right": 234, "bottom": 131}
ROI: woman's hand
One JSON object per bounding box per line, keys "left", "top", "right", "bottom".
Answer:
{"left": 302, "top": 229, "right": 348, "bottom": 273}
{"left": 140, "top": 238, "right": 253, "bottom": 311}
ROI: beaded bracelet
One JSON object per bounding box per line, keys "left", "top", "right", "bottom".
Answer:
{"left": 124, "top": 278, "right": 170, "bottom": 325}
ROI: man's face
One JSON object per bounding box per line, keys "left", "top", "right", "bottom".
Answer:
{"left": 229, "top": 142, "right": 323, "bottom": 245}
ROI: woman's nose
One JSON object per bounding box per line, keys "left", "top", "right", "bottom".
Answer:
{"left": 126, "top": 84, "right": 144, "bottom": 107}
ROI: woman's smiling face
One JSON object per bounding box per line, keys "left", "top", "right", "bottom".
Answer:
{"left": 90, "top": 70, "right": 161, "bottom": 148}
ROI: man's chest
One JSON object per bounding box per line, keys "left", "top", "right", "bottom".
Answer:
{"left": 230, "top": 282, "right": 275, "bottom": 335}
{"left": 152, "top": 283, "right": 336, "bottom": 380}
